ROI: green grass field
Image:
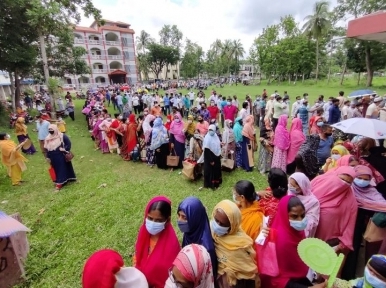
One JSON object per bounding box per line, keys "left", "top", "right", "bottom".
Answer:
{"left": 1, "top": 79, "right": 386, "bottom": 287}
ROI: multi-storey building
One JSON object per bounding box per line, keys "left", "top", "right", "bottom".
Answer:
{"left": 64, "top": 20, "right": 138, "bottom": 89}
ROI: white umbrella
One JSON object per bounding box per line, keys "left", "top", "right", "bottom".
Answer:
{"left": 331, "top": 118, "right": 386, "bottom": 139}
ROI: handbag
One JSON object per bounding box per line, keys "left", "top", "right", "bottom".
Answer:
{"left": 64, "top": 151, "right": 74, "bottom": 162}
{"left": 182, "top": 159, "right": 196, "bottom": 180}
{"left": 48, "top": 166, "right": 56, "bottom": 181}
{"left": 364, "top": 218, "right": 386, "bottom": 242}
{"left": 167, "top": 149, "right": 180, "bottom": 167}
{"left": 221, "top": 153, "right": 235, "bottom": 172}
{"left": 256, "top": 229, "right": 279, "bottom": 277}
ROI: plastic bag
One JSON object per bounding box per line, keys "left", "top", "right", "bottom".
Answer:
{"left": 256, "top": 228, "right": 279, "bottom": 276}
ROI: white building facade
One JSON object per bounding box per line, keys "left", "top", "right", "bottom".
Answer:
{"left": 64, "top": 20, "right": 138, "bottom": 90}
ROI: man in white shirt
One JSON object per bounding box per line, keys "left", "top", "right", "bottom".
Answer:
{"left": 366, "top": 97, "right": 382, "bottom": 119}
{"left": 209, "top": 91, "right": 218, "bottom": 104}
{"left": 232, "top": 95, "right": 239, "bottom": 109}
{"left": 196, "top": 95, "right": 205, "bottom": 109}
{"left": 323, "top": 97, "right": 334, "bottom": 121}
{"left": 291, "top": 96, "right": 301, "bottom": 118}
{"left": 132, "top": 94, "right": 140, "bottom": 114}
{"left": 116, "top": 93, "right": 123, "bottom": 113}
{"left": 265, "top": 94, "right": 275, "bottom": 119}
{"left": 189, "top": 90, "right": 195, "bottom": 106}
{"left": 238, "top": 102, "right": 249, "bottom": 124}
{"left": 341, "top": 100, "right": 353, "bottom": 120}
{"left": 337, "top": 91, "right": 346, "bottom": 109}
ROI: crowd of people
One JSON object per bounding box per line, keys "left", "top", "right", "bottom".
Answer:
{"left": 2, "top": 85, "right": 386, "bottom": 288}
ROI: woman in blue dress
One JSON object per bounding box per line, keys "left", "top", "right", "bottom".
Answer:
{"left": 44, "top": 124, "right": 76, "bottom": 190}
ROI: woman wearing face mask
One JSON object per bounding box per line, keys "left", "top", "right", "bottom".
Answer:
{"left": 288, "top": 173, "right": 320, "bottom": 237}
{"left": 134, "top": 196, "right": 180, "bottom": 288}
{"left": 187, "top": 130, "right": 204, "bottom": 179}
{"left": 222, "top": 119, "right": 235, "bottom": 163}
{"left": 322, "top": 145, "right": 349, "bottom": 173}
{"left": 258, "top": 123, "right": 274, "bottom": 175}
{"left": 311, "top": 167, "right": 357, "bottom": 254}
{"left": 150, "top": 117, "right": 169, "bottom": 169}
{"left": 169, "top": 114, "right": 186, "bottom": 168}
{"left": 199, "top": 124, "right": 222, "bottom": 190}
{"left": 286, "top": 118, "right": 306, "bottom": 175}
{"left": 327, "top": 155, "right": 359, "bottom": 172}
{"left": 44, "top": 124, "right": 76, "bottom": 190}
{"left": 211, "top": 200, "right": 257, "bottom": 288}
{"left": 309, "top": 116, "right": 324, "bottom": 135}
{"left": 271, "top": 114, "right": 290, "bottom": 172}
{"left": 165, "top": 244, "right": 215, "bottom": 288}
{"left": 260, "top": 195, "right": 326, "bottom": 288}
{"left": 93, "top": 115, "right": 110, "bottom": 153}
{"left": 233, "top": 117, "right": 244, "bottom": 169}
{"left": 233, "top": 180, "right": 264, "bottom": 240}
{"left": 334, "top": 254, "right": 386, "bottom": 288}
{"left": 341, "top": 165, "right": 386, "bottom": 280}
{"left": 176, "top": 197, "right": 217, "bottom": 276}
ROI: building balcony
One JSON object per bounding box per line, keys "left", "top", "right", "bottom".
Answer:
{"left": 88, "top": 39, "right": 101, "bottom": 45}
{"left": 74, "top": 38, "right": 85, "bottom": 44}
{"left": 90, "top": 55, "right": 105, "bottom": 60}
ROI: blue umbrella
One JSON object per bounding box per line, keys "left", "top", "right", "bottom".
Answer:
{"left": 348, "top": 89, "right": 375, "bottom": 98}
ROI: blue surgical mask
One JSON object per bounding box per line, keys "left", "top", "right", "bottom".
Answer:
{"left": 331, "top": 154, "right": 341, "bottom": 161}
{"left": 354, "top": 178, "right": 370, "bottom": 188}
{"left": 233, "top": 194, "right": 240, "bottom": 205}
{"left": 209, "top": 130, "right": 215, "bottom": 136}
{"left": 174, "top": 118, "right": 180, "bottom": 123}
{"left": 227, "top": 102, "right": 231, "bottom": 106}
{"left": 145, "top": 218, "right": 166, "bottom": 235}
{"left": 289, "top": 217, "right": 308, "bottom": 231}
{"left": 364, "top": 266, "right": 386, "bottom": 288}
{"left": 210, "top": 219, "right": 229, "bottom": 236}
{"left": 177, "top": 220, "right": 190, "bottom": 233}
{"left": 316, "top": 122, "right": 324, "bottom": 127}
{"left": 288, "top": 186, "right": 299, "bottom": 195}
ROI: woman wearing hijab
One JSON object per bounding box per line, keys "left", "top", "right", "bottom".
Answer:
{"left": 0, "top": 133, "right": 28, "bottom": 186}
{"left": 176, "top": 197, "right": 217, "bottom": 275}
{"left": 143, "top": 115, "right": 156, "bottom": 166}
{"left": 233, "top": 180, "right": 264, "bottom": 240}
{"left": 99, "top": 117, "right": 118, "bottom": 153}
{"left": 260, "top": 195, "right": 325, "bottom": 288}
{"left": 93, "top": 115, "right": 109, "bottom": 153}
{"left": 322, "top": 145, "right": 349, "bottom": 173}
{"left": 121, "top": 114, "right": 138, "bottom": 161}
{"left": 288, "top": 172, "right": 320, "bottom": 237}
{"left": 271, "top": 115, "right": 290, "bottom": 172}
{"left": 169, "top": 113, "right": 186, "bottom": 168}
{"left": 44, "top": 124, "right": 76, "bottom": 190}
{"left": 341, "top": 165, "right": 386, "bottom": 280}
{"left": 199, "top": 124, "right": 222, "bottom": 190}
{"left": 165, "top": 244, "right": 214, "bottom": 288}
{"left": 311, "top": 166, "right": 357, "bottom": 253}
{"left": 295, "top": 134, "right": 320, "bottom": 180}
{"left": 257, "top": 122, "right": 273, "bottom": 174}
{"left": 241, "top": 115, "right": 256, "bottom": 172}
{"left": 327, "top": 155, "right": 359, "bottom": 173}
{"left": 150, "top": 117, "right": 169, "bottom": 169}
{"left": 211, "top": 200, "right": 257, "bottom": 288}
{"left": 15, "top": 117, "right": 36, "bottom": 154}
{"left": 82, "top": 249, "right": 148, "bottom": 288}
{"left": 184, "top": 115, "right": 196, "bottom": 157}
{"left": 334, "top": 254, "right": 386, "bottom": 288}
{"left": 134, "top": 196, "right": 180, "bottom": 288}
{"left": 233, "top": 117, "right": 243, "bottom": 168}
{"left": 286, "top": 118, "right": 305, "bottom": 175}
{"left": 309, "top": 115, "right": 324, "bottom": 135}
{"left": 222, "top": 119, "right": 235, "bottom": 161}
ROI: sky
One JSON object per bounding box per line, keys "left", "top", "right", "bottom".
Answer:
{"left": 80, "top": 0, "right": 340, "bottom": 54}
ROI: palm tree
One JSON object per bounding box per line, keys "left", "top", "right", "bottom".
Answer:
{"left": 136, "top": 30, "right": 153, "bottom": 54}
{"left": 222, "top": 39, "right": 233, "bottom": 75}
{"left": 232, "top": 39, "right": 245, "bottom": 75}
{"left": 302, "top": 0, "right": 331, "bottom": 81}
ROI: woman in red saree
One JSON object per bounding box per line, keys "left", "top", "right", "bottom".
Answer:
{"left": 134, "top": 196, "right": 180, "bottom": 288}
{"left": 121, "top": 114, "right": 138, "bottom": 161}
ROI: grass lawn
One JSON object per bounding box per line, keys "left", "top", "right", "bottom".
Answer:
{"left": 1, "top": 79, "right": 385, "bottom": 287}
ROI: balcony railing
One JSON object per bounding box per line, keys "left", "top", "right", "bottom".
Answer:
{"left": 74, "top": 38, "right": 84, "bottom": 44}
{"left": 92, "top": 69, "right": 108, "bottom": 73}
{"left": 105, "top": 40, "right": 120, "bottom": 46}
{"left": 90, "top": 55, "right": 104, "bottom": 60}
{"left": 107, "top": 55, "right": 123, "bottom": 60}
{"left": 88, "top": 40, "right": 101, "bottom": 45}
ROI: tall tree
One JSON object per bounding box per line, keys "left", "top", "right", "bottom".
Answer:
{"left": 136, "top": 30, "right": 154, "bottom": 54}
{"left": 147, "top": 43, "right": 179, "bottom": 79}
{"left": 302, "top": 0, "right": 331, "bottom": 82}
{"left": 170, "top": 25, "right": 183, "bottom": 80}
{"left": 159, "top": 25, "right": 172, "bottom": 46}
{"left": 231, "top": 39, "right": 245, "bottom": 76}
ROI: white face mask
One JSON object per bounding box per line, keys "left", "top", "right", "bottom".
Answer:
{"left": 331, "top": 154, "right": 341, "bottom": 161}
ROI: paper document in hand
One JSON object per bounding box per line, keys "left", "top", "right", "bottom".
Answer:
{"left": 255, "top": 216, "right": 269, "bottom": 245}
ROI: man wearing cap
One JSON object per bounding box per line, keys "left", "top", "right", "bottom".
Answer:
{"left": 0, "top": 133, "right": 28, "bottom": 186}
{"left": 366, "top": 97, "right": 382, "bottom": 119}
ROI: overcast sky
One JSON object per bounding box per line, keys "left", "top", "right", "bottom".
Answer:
{"left": 80, "top": 0, "right": 340, "bottom": 53}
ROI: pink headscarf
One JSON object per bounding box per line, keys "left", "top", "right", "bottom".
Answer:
{"left": 169, "top": 114, "right": 186, "bottom": 144}
{"left": 260, "top": 195, "right": 308, "bottom": 288}
{"left": 352, "top": 165, "right": 386, "bottom": 212}
{"left": 311, "top": 166, "right": 358, "bottom": 250}
{"left": 289, "top": 172, "right": 320, "bottom": 238}
{"left": 326, "top": 155, "right": 358, "bottom": 174}
{"left": 273, "top": 115, "right": 290, "bottom": 150}
{"left": 287, "top": 118, "right": 306, "bottom": 164}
